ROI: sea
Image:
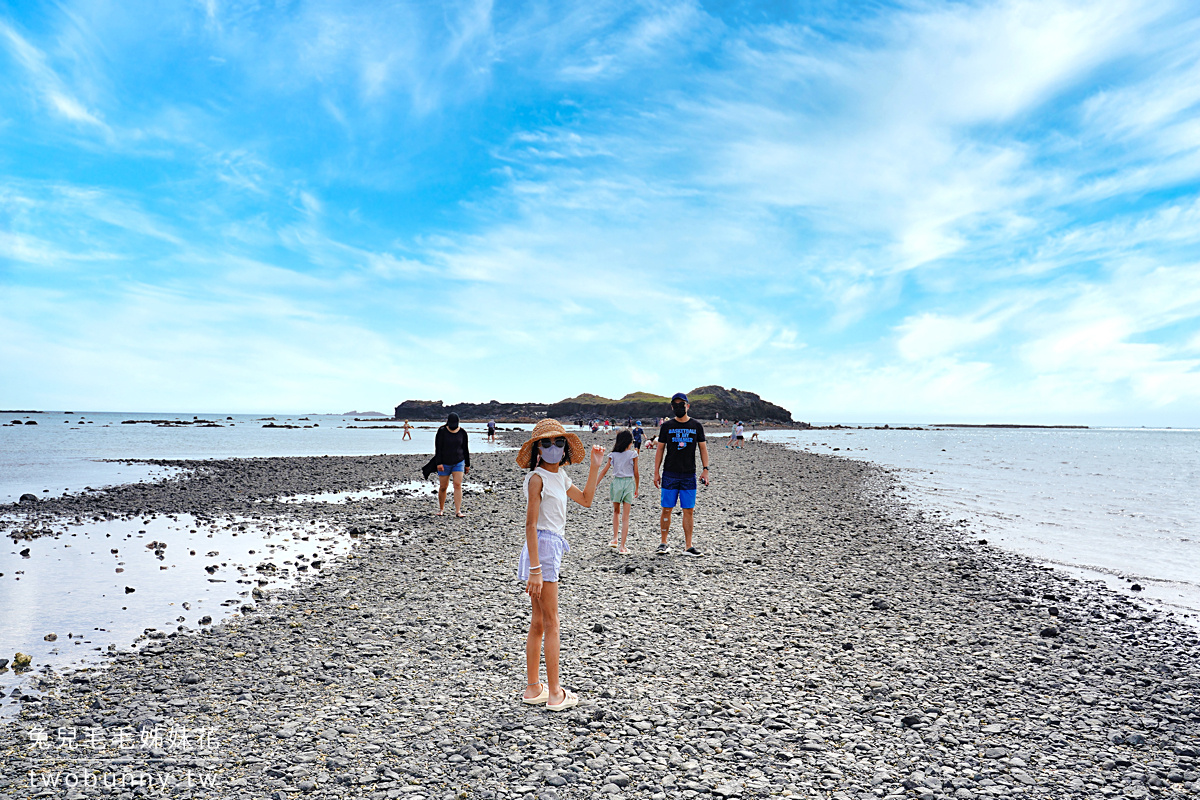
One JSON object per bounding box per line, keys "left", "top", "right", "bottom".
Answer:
{"left": 0, "top": 412, "right": 523, "bottom": 503}
{"left": 753, "top": 424, "right": 1200, "bottom": 621}
{"left": 1, "top": 412, "right": 1198, "bottom": 714}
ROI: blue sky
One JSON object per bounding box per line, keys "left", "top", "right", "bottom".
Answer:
{"left": 2, "top": 0, "right": 1199, "bottom": 425}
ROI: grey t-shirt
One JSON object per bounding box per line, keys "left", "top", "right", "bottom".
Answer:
{"left": 608, "top": 449, "right": 637, "bottom": 478}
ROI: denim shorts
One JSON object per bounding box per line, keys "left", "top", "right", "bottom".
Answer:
{"left": 437, "top": 460, "right": 465, "bottom": 476}
{"left": 518, "top": 530, "right": 570, "bottom": 583}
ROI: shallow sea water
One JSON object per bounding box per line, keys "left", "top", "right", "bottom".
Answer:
{"left": 0, "top": 412, "right": 523, "bottom": 503}
{"left": 270, "top": 480, "right": 488, "bottom": 504}
{"left": 0, "top": 512, "right": 354, "bottom": 716}
{"left": 757, "top": 426, "right": 1200, "bottom": 620}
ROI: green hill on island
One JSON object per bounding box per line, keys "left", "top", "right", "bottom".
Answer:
{"left": 553, "top": 392, "right": 672, "bottom": 406}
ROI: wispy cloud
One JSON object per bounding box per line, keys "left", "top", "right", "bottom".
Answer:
{"left": 0, "top": 19, "right": 108, "bottom": 130}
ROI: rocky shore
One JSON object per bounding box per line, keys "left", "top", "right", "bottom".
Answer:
{"left": 2, "top": 435, "right": 1198, "bottom": 800}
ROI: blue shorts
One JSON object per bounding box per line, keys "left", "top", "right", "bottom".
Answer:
{"left": 437, "top": 460, "right": 465, "bottom": 476}
{"left": 660, "top": 470, "right": 697, "bottom": 510}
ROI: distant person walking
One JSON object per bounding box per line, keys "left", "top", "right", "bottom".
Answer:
{"left": 631, "top": 423, "right": 644, "bottom": 451}
{"left": 516, "top": 419, "right": 604, "bottom": 712}
{"left": 597, "top": 430, "right": 639, "bottom": 553}
{"left": 432, "top": 413, "right": 470, "bottom": 517}
{"left": 653, "top": 393, "right": 710, "bottom": 556}
{"left": 487, "top": 419, "right": 497, "bottom": 442}
{"left": 402, "top": 420, "right": 413, "bottom": 441}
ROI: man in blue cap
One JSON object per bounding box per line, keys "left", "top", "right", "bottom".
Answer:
{"left": 653, "top": 392, "right": 710, "bottom": 556}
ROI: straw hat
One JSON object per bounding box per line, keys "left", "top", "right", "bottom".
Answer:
{"left": 516, "top": 419, "right": 586, "bottom": 468}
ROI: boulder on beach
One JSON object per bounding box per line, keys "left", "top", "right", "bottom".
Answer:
{"left": 19, "top": 493, "right": 38, "bottom": 504}
{"left": 12, "top": 652, "right": 31, "bottom": 670}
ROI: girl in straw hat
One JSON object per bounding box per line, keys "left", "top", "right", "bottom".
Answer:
{"left": 516, "top": 419, "right": 605, "bottom": 711}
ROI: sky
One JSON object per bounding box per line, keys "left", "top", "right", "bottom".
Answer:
{"left": 2, "top": 0, "right": 1199, "bottom": 425}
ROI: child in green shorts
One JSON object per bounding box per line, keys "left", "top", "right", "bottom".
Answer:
{"left": 597, "top": 430, "right": 639, "bottom": 553}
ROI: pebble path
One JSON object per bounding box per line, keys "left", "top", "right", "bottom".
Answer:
{"left": 1, "top": 433, "right": 1197, "bottom": 799}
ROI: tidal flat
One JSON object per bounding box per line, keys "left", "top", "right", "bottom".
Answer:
{"left": 1, "top": 434, "right": 1198, "bottom": 799}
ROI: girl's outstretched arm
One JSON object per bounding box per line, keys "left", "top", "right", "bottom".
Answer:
{"left": 632, "top": 453, "right": 640, "bottom": 497}
{"left": 566, "top": 444, "right": 605, "bottom": 508}
{"left": 596, "top": 460, "right": 610, "bottom": 482}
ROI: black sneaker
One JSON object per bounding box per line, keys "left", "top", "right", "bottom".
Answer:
{"left": 683, "top": 547, "right": 703, "bottom": 557}
{"left": 655, "top": 543, "right": 669, "bottom": 555}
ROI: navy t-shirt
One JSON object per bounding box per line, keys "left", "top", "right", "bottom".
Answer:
{"left": 658, "top": 419, "right": 705, "bottom": 474}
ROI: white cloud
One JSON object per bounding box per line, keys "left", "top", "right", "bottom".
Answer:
{"left": 0, "top": 282, "right": 435, "bottom": 412}
{"left": 1017, "top": 260, "right": 1200, "bottom": 405}
{"left": 896, "top": 313, "right": 1003, "bottom": 361}
{"left": 0, "top": 229, "right": 118, "bottom": 266}
{"left": 552, "top": 0, "right": 705, "bottom": 81}
{"left": 0, "top": 20, "right": 108, "bottom": 131}
{"left": 691, "top": 1, "right": 1168, "bottom": 271}
{"left": 0, "top": 181, "right": 183, "bottom": 253}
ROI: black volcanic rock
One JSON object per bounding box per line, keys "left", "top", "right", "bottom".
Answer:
{"left": 547, "top": 386, "right": 794, "bottom": 423}
{"left": 394, "top": 386, "right": 796, "bottom": 423}
{"left": 684, "top": 385, "right": 794, "bottom": 423}
{"left": 393, "top": 399, "right": 548, "bottom": 421}
{"left": 393, "top": 400, "right": 447, "bottom": 419}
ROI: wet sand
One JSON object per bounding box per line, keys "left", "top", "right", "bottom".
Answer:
{"left": 1, "top": 434, "right": 1198, "bottom": 799}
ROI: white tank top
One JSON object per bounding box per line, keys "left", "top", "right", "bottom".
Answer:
{"left": 523, "top": 467, "right": 573, "bottom": 535}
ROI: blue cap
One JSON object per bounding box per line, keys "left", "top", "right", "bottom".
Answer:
{"left": 671, "top": 393, "right": 688, "bottom": 402}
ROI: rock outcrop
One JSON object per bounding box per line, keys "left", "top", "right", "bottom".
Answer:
{"left": 548, "top": 386, "right": 793, "bottom": 422}
{"left": 393, "top": 399, "right": 549, "bottom": 421}
{"left": 395, "top": 387, "right": 795, "bottom": 423}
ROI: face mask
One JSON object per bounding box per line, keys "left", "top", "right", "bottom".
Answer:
{"left": 672, "top": 402, "right": 687, "bottom": 417}
{"left": 539, "top": 444, "right": 565, "bottom": 464}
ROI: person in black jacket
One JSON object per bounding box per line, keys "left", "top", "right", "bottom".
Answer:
{"left": 430, "top": 412, "right": 470, "bottom": 517}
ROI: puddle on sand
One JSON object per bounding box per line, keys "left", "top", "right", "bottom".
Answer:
{"left": 0, "top": 513, "right": 356, "bottom": 718}
{"left": 271, "top": 480, "right": 487, "bottom": 503}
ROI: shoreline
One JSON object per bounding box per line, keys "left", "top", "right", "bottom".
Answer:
{"left": 1, "top": 437, "right": 1198, "bottom": 799}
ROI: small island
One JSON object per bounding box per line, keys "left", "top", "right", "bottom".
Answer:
{"left": 393, "top": 386, "right": 797, "bottom": 424}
